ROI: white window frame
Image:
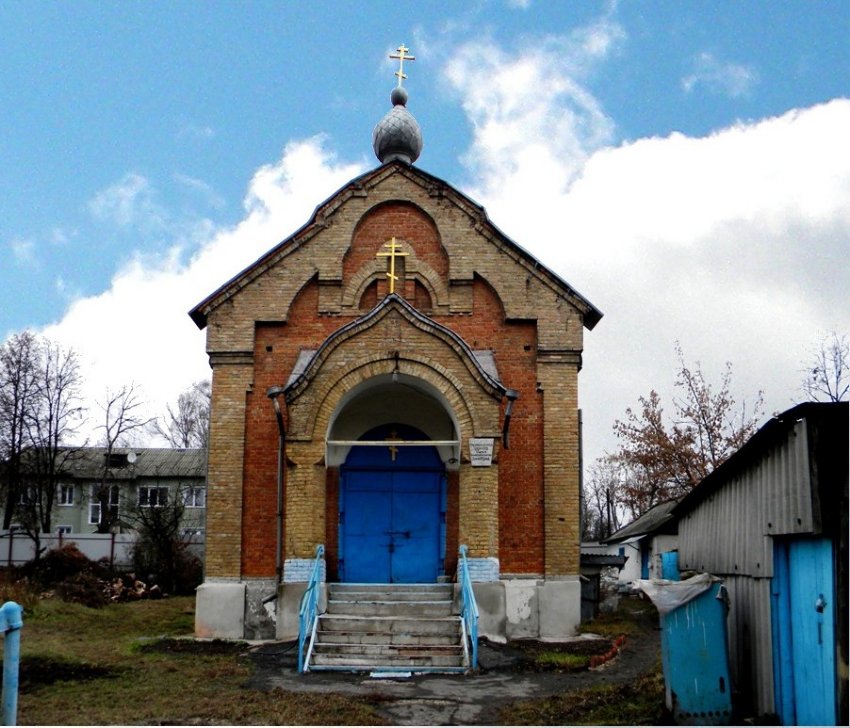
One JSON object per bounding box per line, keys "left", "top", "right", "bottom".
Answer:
{"left": 56, "top": 525, "right": 73, "bottom": 535}
{"left": 138, "top": 485, "right": 169, "bottom": 508}
{"left": 182, "top": 486, "right": 206, "bottom": 509}
{"left": 89, "top": 484, "right": 120, "bottom": 525}
{"left": 57, "top": 484, "right": 75, "bottom": 506}
{"left": 17, "top": 486, "right": 35, "bottom": 506}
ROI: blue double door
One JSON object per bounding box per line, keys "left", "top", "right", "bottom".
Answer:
{"left": 339, "top": 426, "right": 446, "bottom": 584}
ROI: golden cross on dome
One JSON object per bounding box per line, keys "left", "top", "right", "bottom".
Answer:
{"left": 390, "top": 43, "right": 415, "bottom": 88}
{"left": 376, "top": 237, "right": 409, "bottom": 294}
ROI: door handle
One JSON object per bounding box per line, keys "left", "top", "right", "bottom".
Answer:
{"left": 815, "top": 594, "right": 826, "bottom": 613}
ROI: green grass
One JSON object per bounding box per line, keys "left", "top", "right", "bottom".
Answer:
{"left": 533, "top": 651, "right": 590, "bottom": 670}
{"left": 11, "top": 596, "right": 383, "bottom": 726}
{"left": 500, "top": 662, "right": 668, "bottom": 726}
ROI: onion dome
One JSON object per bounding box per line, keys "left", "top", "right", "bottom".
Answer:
{"left": 372, "top": 86, "right": 423, "bottom": 165}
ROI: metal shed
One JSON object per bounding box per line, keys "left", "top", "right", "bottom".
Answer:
{"left": 674, "top": 402, "right": 848, "bottom": 724}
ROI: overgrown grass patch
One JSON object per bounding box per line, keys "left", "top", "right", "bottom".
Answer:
{"left": 500, "top": 662, "right": 669, "bottom": 726}
{"left": 580, "top": 595, "right": 656, "bottom": 638}
{"left": 13, "top": 595, "right": 382, "bottom": 725}
{"left": 533, "top": 651, "right": 590, "bottom": 670}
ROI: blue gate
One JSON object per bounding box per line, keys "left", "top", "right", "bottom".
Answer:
{"left": 771, "top": 537, "right": 836, "bottom": 725}
{"left": 339, "top": 425, "right": 446, "bottom": 583}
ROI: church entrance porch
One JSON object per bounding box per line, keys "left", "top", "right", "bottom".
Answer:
{"left": 339, "top": 424, "right": 446, "bottom": 584}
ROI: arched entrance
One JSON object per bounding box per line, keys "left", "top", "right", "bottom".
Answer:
{"left": 339, "top": 424, "right": 446, "bottom": 583}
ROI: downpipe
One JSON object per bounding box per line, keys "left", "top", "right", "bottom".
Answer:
{"left": 264, "top": 386, "right": 288, "bottom": 606}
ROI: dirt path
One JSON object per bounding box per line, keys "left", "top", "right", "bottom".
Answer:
{"left": 249, "top": 606, "right": 662, "bottom": 725}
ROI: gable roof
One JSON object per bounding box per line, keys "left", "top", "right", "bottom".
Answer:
{"left": 603, "top": 499, "right": 679, "bottom": 544}
{"left": 189, "top": 161, "right": 602, "bottom": 330}
{"left": 673, "top": 401, "right": 848, "bottom": 518}
{"left": 55, "top": 447, "right": 206, "bottom": 481}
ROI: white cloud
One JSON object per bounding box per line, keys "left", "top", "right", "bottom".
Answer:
{"left": 176, "top": 122, "right": 215, "bottom": 142}
{"left": 174, "top": 173, "right": 225, "bottom": 210}
{"left": 43, "top": 137, "right": 365, "bottom": 445}
{"left": 444, "top": 25, "right": 623, "bottom": 212}
{"left": 88, "top": 173, "right": 167, "bottom": 231}
{"left": 682, "top": 52, "right": 759, "bottom": 98}
{"left": 10, "top": 237, "right": 38, "bottom": 268}
{"left": 21, "top": 27, "right": 850, "bottom": 478}
{"left": 442, "top": 30, "right": 850, "bottom": 464}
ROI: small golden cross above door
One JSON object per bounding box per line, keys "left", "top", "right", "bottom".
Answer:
{"left": 389, "top": 44, "right": 415, "bottom": 88}
{"left": 385, "top": 429, "right": 402, "bottom": 462}
{"left": 376, "top": 237, "right": 409, "bottom": 294}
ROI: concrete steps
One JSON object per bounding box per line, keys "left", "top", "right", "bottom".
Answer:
{"left": 306, "top": 583, "right": 467, "bottom": 673}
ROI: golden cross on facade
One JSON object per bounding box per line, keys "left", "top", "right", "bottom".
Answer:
{"left": 385, "top": 430, "right": 402, "bottom": 462}
{"left": 376, "top": 237, "right": 409, "bottom": 294}
{"left": 390, "top": 43, "right": 415, "bottom": 88}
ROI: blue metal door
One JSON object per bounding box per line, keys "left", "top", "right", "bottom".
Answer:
{"left": 339, "top": 425, "right": 445, "bottom": 583}
{"left": 772, "top": 537, "right": 836, "bottom": 725}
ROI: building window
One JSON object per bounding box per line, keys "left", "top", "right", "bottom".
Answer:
{"left": 57, "top": 484, "right": 75, "bottom": 506}
{"left": 56, "top": 525, "right": 73, "bottom": 535}
{"left": 181, "top": 527, "right": 205, "bottom": 539}
{"left": 138, "top": 486, "right": 169, "bottom": 508}
{"left": 182, "top": 487, "right": 205, "bottom": 508}
{"left": 89, "top": 485, "right": 119, "bottom": 525}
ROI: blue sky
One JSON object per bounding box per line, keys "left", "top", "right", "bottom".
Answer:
{"left": 2, "top": 1, "right": 849, "bottom": 462}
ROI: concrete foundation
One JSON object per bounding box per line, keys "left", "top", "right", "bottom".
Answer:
{"left": 538, "top": 577, "right": 582, "bottom": 640}
{"left": 465, "top": 577, "right": 581, "bottom": 642}
{"left": 470, "top": 581, "right": 507, "bottom": 641}
{"left": 504, "top": 579, "right": 542, "bottom": 639}
{"left": 195, "top": 581, "right": 246, "bottom": 639}
{"left": 244, "top": 579, "right": 278, "bottom": 640}
{"left": 197, "top": 576, "right": 581, "bottom": 642}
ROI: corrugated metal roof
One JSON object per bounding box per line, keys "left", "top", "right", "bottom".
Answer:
{"left": 58, "top": 447, "right": 206, "bottom": 480}
{"left": 603, "top": 499, "right": 678, "bottom": 544}
{"left": 674, "top": 402, "right": 848, "bottom": 719}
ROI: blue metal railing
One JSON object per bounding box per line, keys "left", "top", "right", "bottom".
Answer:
{"left": 458, "top": 545, "right": 479, "bottom": 670}
{"left": 1, "top": 601, "right": 23, "bottom": 726}
{"left": 297, "top": 544, "right": 325, "bottom": 673}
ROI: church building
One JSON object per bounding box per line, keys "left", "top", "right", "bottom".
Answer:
{"left": 190, "top": 47, "right": 602, "bottom": 642}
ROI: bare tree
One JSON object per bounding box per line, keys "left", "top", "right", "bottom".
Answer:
{"left": 124, "top": 481, "right": 203, "bottom": 594}
{"left": 582, "top": 455, "right": 624, "bottom": 541}
{"left": 610, "top": 343, "right": 763, "bottom": 518}
{"left": 152, "top": 380, "right": 210, "bottom": 449}
{"left": 16, "top": 341, "right": 84, "bottom": 553}
{"left": 0, "top": 332, "right": 42, "bottom": 529}
{"left": 94, "top": 384, "right": 155, "bottom": 533}
{"left": 801, "top": 331, "right": 849, "bottom": 403}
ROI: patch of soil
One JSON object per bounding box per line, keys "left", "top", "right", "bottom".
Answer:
{"left": 136, "top": 638, "right": 249, "bottom": 655}
{"left": 20, "top": 655, "right": 120, "bottom": 690}
{"left": 477, "top": 636, "right": 617, "bottom": 673}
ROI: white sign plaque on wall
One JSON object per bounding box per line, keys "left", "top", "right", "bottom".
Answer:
{"left": 469, "top": 437, "right": 494, "bottom": 467}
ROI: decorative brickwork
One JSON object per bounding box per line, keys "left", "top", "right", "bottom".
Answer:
{"left": 192, "top": 162, "right": 599, "bottom": 595}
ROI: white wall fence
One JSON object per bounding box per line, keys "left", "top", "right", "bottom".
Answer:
{"left": 0, "top": 530, "right": 204, "bottom": 569}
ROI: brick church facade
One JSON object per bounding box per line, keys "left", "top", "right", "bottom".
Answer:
{"left": 190, "top": 69, "right": 601, "bottom": 640}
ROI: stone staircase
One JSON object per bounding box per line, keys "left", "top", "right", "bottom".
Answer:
{"left": 305, "top": 583, "right": 468, "bottom": 673}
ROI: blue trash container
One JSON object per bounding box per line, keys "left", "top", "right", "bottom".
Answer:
{"left": 640, "top": 574, "right": 732, "bottom": 725}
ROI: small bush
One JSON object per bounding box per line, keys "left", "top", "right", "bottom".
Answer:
{"left": 18, "top": 544, "right": 94, "bottom": 589}
{"left": 0, "top": 571, "right": 41, "bottom": 611}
